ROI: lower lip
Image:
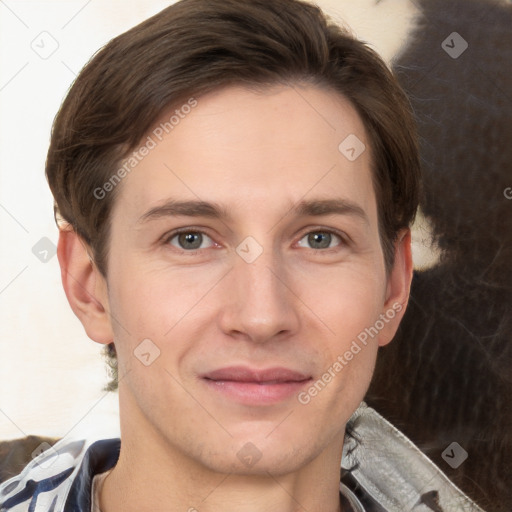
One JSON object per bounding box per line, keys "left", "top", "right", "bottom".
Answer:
{"left": 203, "top": 379, "right": 311, "bottom": 405}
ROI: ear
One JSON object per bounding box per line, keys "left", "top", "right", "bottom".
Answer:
{"left": 378, "top": 228, "right": 414, "bottom": 347}
{"left": 57, "top": 227, "right": 114, "bottom": 345}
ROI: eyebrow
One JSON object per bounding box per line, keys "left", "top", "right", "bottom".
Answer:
{"left": 137, "top": 198, "right": 369, "bottom": 225}
{"left": 294, "top": 198, "right": 368, "bottom": 224}
{"left": 137, "top": 199, "right": 231, "bottom": 224}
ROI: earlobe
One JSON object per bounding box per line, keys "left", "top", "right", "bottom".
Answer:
{"left": 379, "top": 229, "right": 414, "bottom": 347}
{"left": 57, "top": 228, "right": 114, "bottom": 345}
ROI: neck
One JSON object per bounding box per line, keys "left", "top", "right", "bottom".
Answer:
{"left": 101, "top": 459, "right": 343, "bottom": 512}
{"left": 100, "top": 389, "right": 345, "bottom": 512}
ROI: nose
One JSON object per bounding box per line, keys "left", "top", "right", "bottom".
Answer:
{"left": 217, "top": 246, "right": 301, "bottom": 344}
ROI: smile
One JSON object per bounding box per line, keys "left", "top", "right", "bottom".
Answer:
{"left": 201, "top": 366, "right": 313, "bottom": 405}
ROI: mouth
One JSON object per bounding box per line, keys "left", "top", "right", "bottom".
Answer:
{"left": 201, "top": 366, "right": 312, "bottom": 405}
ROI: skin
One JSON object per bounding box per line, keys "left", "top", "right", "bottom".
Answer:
{"left": 58, "top": 83, "right": 413, "bottom": 512}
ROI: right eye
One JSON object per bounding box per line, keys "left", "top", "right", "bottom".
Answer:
{"left": 165, "top": 231, "right": 216, "bottom": 251}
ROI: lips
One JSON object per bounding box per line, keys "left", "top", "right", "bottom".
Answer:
{"left": 201, "top": 366, "right": 312, "bottom": 405}
{"left": 202, "top": 366, "right": 311, "bottom": 384}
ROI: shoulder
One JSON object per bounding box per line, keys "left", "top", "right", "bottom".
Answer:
{"left": 0, "top": 437, "right": 120, "bottom": 512}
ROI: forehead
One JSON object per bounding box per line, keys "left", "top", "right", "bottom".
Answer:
{"left": 111, "top": 83, "right": 377, "bottom": 224}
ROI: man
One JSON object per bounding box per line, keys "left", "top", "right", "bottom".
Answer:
{"left": 0, "top": 0, "right": 485, "bottom": 510}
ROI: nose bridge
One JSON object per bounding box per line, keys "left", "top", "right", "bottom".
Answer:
{"left": 241, "top": 252, "right": 282, "bottom": 304}
{"left": 222, "top": 241, "right": 300, "bottom": 341}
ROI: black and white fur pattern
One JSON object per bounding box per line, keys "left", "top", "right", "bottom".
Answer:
{"left": 367, "top": 1, "right": 512, "bottom": 510}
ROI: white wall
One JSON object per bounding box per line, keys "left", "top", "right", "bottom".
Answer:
{"left": 0, "top": 0, "right": 422, "bottom": 441}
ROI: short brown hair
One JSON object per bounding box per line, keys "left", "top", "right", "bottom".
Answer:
{"left": 45, "top": 0, "right": 421, "bottom": 390}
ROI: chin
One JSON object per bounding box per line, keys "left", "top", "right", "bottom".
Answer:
{"left": 196, "top": 428, "right": 326, "bottom": 477}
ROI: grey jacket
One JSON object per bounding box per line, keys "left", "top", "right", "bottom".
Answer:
{"left": 339, "top": 403, "right": 485, "bottom": 511}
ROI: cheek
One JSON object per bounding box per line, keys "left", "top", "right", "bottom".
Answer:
{"left": 295, "top": 268, "right": 384, "bottom": 423}
{"left": 294, "top": 262, "right": 386, "bottom": 409}
{"left": 106, "top": 257, "right": 224, "bottom": 365}
{"left": 296, "top": 263, "right": 386, "bottom": 340}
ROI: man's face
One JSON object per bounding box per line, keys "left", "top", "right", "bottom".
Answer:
{"left": 99, "top": 84, "right": 403, "bottom": 475}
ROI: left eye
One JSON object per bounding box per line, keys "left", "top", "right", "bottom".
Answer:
{"left": 168, "top": 232, "right": 215, "bottom": 251}
{"left": 297, "top": 231, "right": 342, "bottom": 250}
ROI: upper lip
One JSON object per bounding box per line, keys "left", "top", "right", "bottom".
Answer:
{"left": 202, "top": 366, "right": 311, "bottom": 383}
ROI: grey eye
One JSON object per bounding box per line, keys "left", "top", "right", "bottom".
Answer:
{"left": 298, "top": 231, "right": 341, "bottom": 250}
{"left": 170, "top": 232, "right": 213, "bottom": 250}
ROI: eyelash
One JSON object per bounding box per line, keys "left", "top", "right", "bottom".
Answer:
{"left": 161, "top": 227, "right": 350, "bottom": 254}
{"left": 162, "top": 228, "right": 218, "bottom": 253}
